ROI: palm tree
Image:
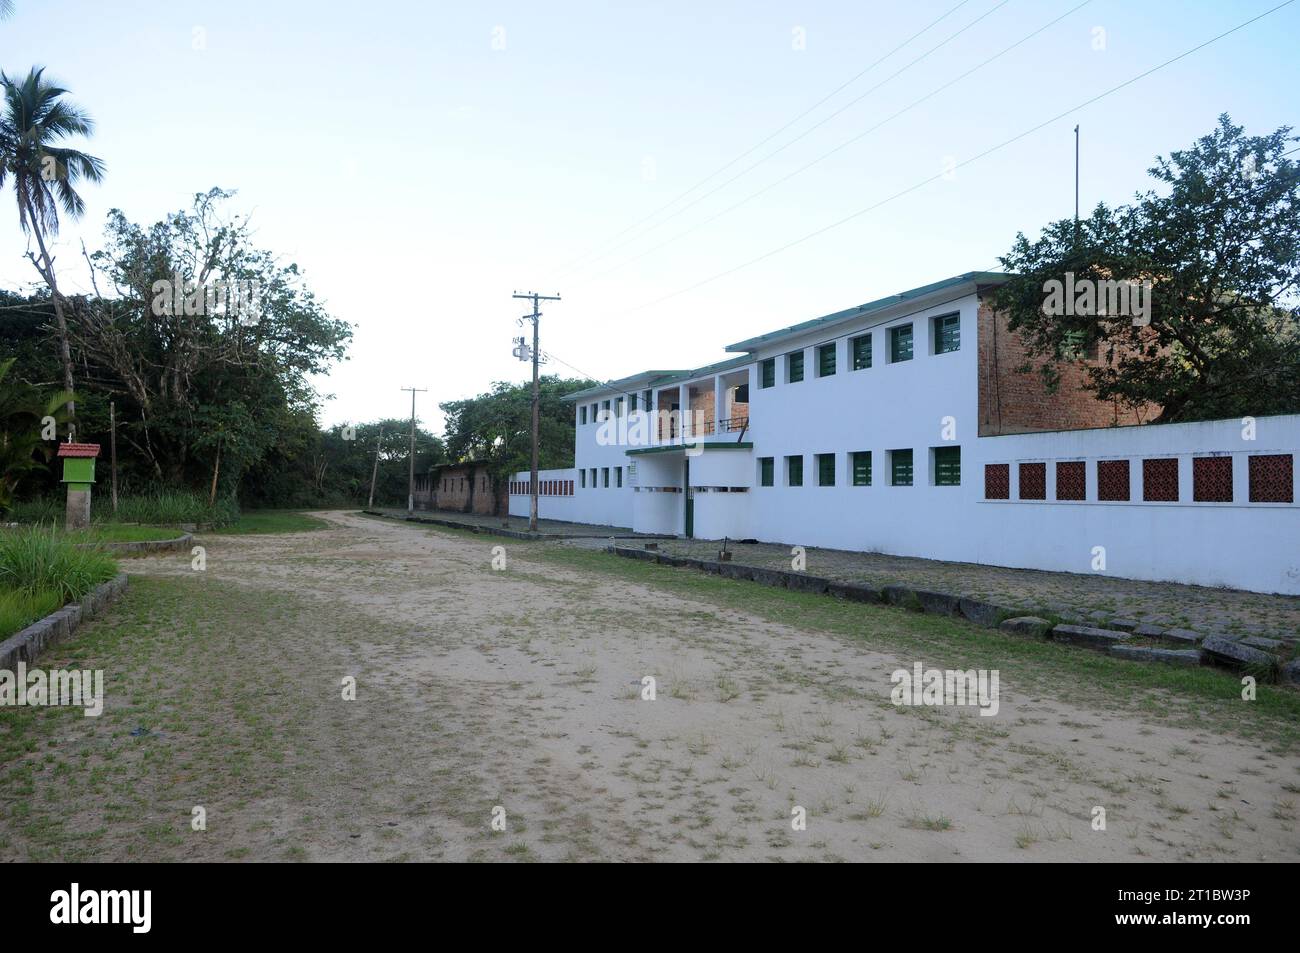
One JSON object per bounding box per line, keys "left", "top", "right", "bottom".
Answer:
{"left": 0, "top": 66, "right": 104, "bottom": 419}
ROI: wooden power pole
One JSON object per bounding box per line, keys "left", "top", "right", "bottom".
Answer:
{"left": 400, "top": 387, "right": 426, "bottom": 514}
{"left": 367, "top": 425, "right": 384, "bottom": 509}
{"left": 512, "top": 291, "right": 561, "bottom": 532}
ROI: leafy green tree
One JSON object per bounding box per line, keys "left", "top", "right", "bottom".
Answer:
{"left": 0, "top": 67, "right": 104, "bottom": 413}
{"left": 0, "top": 356, "right": 72, "bottom": 512}
{"left": 439, "top": 376, "right": 595, "bottom": 490}
{"left": 992, "top": 116, "right": 1300, "bottom": 423}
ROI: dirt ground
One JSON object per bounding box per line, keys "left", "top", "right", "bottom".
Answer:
{"left": 1, "top": 510, "right": 1297, "bottom": 862}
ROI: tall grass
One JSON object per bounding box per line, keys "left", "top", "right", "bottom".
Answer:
{"left": 6, "top": 490, "right": 239, "bottom": 528}
{"left": 0, "top": 527, "right": 117, "bottom": 602}
{"left": 0, "top": 587, "right": 65, "bottom": 638}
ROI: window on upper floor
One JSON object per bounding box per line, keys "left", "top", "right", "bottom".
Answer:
{"left": 616, "top": 466, "right": 623, "bottom": 488}
{"left": 787, "top": 350, "right": 804, "bottom": 383}
{"left": 852, "top": 334, "right": 872, "bottom": 370}
{"left": 933, "top": 313, "right": 960, "bottom": 354}
{"left": 816, "top": 343, "right": 836, "bottom": 378}
{"left": 889, "top": 324, "right": 913, "bottom": 363}
{"left": 760, "top": 358, "right": 775, "bottom": 388}
{"left": 759, "top": 457, "right": 774, "bottom": 487}
{"left": 614, "top": 396, "right": 624, "bottom": 416}
{"left": 602, "top": 467, "right": 610, "bottom": 488}
{"left": 579, "top": 405, "right": 587, "bottom": 425}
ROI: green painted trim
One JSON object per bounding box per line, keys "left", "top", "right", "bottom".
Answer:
{"left": 626, "top": 441, "right": 753, "bottom": 456}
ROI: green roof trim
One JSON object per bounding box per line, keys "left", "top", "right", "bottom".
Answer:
{"left": 724, "top": 271, "right": 1010, "bottom": 353}
{"left": 626, "top": 441, "right": 753, "bottom": 456}
{"left": 562, "top": 370, "right": 688, "bottom": 402}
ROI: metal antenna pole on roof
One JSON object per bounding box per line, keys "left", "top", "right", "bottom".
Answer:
{"left": 513, "top": 290, "right": 562, "bottom": 532}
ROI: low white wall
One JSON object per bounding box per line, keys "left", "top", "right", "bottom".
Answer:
{"left": 507, "top": 467, "right": 583, "bottom": 523}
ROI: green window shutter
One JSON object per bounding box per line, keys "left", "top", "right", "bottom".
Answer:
{"left": 629, "top": 393, "right": 638, "bottom": 412}
{"left": 817, "top": 343, "right": 836, "bottom": 377}
{"left": 787, "top": 351, "right": 804, "bottom": 383}
{"left": 616, "top": 467, "right": 623, "bottom": 487}
{"left": 760, "top": 358, "right": 775, "bottom": 388}
{"left": 852, "top": 334, "right": 872, "bottom": 370}
{"left": 817, "top": 453, "right": 835, "bottom": 486}
{"left": 852, "top": 451, "right": 871, "bottom": 486}
{"left": 889, "top": 325, "right": 913, "bottom": 362}
{"left": 759, "top": 457, "right": 774, "bottom": 486}
{"left": 580, "top": 406, "right": 587, "bottom": 425}
{"left": 891, "top": 449, "right": 913, "bottom": 486}
{"left": 934, "top": 313, "right": 960, "bottom": 354}
{"left": 934, "top": 446, "right": 961, "bottom": 486}
{"left": 787, "top": 455, "right": 803, "bottom": 486}
{"left": 614, "top": 397, "right": 624, "bottom": 416}
{"left": 602, "top": 467, "right": 609, "bottom": 487}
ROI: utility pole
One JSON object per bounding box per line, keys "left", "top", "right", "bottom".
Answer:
{"left": 400, "top": 387, "right": 426, "bottom": 514}
{"left": 109, "top": 400, "right": 118, "bottom": 515}
{"left": 367, "top": 425, "right": 384, "bottom": 510}
{"left": 512, "top": 290, "right": 561, "bottom": 532}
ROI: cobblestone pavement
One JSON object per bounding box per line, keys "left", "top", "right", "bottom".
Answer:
{"left": 570, "top": 537, "right": 1300, "bottom": 645}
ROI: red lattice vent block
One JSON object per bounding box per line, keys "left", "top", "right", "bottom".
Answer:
{"left": 1055, "top": 461, "right": 1085, "bottom": 501}
{"left": 1249, "top": 454, "right": 1293, "bottom": 503}
{"left": 1193, "top": 457, "right": 1232, "bottom": 502}
{"left": 1143, "top": 458, "right": 1179, "bottom": 502}
{"left": 1019, "top": 462, "right": 1046, "bottom": 500}
{"left": 1097, "top": 460, "right": 1130, "bottom": 501}
{"left": 985, "top": 463, "right": 1009, "bottom": 500}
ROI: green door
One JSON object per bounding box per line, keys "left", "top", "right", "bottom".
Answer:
{"left": 684, "top": 457, "right": 693, "bottom": 538}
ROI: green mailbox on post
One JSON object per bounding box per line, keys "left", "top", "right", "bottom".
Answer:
{"left": 58, "top": 442, "right": 101, "bottom": 531}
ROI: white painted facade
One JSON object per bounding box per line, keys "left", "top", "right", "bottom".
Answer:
{"left": 510, "top": 274, "right": 1300, "bottom": 594}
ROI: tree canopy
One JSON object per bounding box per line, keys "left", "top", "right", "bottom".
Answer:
{"left": 992, "top": 115, "right": 1300, "bottom": 423}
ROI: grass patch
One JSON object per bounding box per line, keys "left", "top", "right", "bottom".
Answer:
{"left": 0, "top": 588, "right": 64, "bottom": 639}
{"left": 523, "top": 544, "right": 1300, "bottom": 749}
{"left": 210, "top": 511, "right": 329, "bottom": 536}
{"left": 0, "top": 527, "right": 116, "bottom": 602}
{"left": 8, "top": 491, "right": 239, "bottom": 529}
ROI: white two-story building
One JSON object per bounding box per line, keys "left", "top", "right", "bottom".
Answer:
{"left": 511, "top": 271, "right": 1300, "bottom": 594}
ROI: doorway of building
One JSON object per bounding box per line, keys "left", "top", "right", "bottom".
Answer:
{"left": 684, "top": 456, "right": 694, "bottom": 538}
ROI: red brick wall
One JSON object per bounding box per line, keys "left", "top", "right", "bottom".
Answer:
{"left": 427, "top": 464, "right": 506, "bottom": 515}
{"left": 977, "top": 298, "right": 1156, "bottom": 436}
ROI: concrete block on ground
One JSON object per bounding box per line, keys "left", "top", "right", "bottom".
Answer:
{"left": 1051, "top": 624, "right": 1132, "bottom": 651}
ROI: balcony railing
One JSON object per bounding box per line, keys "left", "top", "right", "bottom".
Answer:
{"left": 720, "top": 416, "right": 749, "bottom": 434}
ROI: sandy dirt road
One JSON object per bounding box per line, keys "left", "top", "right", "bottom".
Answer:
{"left": 2, "top": 511, "right": 1296, "bottom": 862}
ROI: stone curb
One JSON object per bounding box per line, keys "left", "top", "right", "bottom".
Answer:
{"left": 87, "top": 533, "right": 193, "bottom": 556}
{"left": 604, "top": 547, "right": 1297, "bottom": 682}
{"left": 362, "top": 509, "right": 673, "bottom": 543}
{"left": 0, "top": 572, "right": 129, "bottom": 672}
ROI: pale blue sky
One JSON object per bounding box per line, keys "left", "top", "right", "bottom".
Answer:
{"left": 2, "top": 0, "right": 1296, "bottom": 430}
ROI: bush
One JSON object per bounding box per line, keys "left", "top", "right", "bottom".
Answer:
{"left": 0, "top": 526, "right": 117, "bottom": 601}
{"left": 0, "top": 587, "right": 64, "bottom": 638}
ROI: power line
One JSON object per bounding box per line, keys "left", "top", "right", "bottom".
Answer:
{"left": 563, "top": 0, "right": 1016, "bottom": 279}
{"left": 582, "top": 0, "right": 1092, "bottom": 284}
{"left": 550, "top": 0, "right": 978, "bottom": 276}
{"left": 610, "top": 0, "right": 1298, "bottom": 318}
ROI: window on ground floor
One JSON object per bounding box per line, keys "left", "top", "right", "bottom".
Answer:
{"left": 602, "top": 467, "right": 610, "bottom": 488}
{"left": 890, "top": 448, "right": 913, "bottom": 486}
{"left": 580, "top": 470, "right": 586, "bottom": 488}
{"left": 759, "top": 456, "right": 774, "bottom": 487}
{"left": 817, "top": 452, "right": 835, "bottom": 486}
{"left": 933, "top": 446, "right": 960, "bottom": 486}
{"left": 786, "top": 454, "right": 803, "bottom": 487}
{"left": 852, "top": 451, "right": 871, "bottom": 486}
{"left": 616, "top": 466, "right": 623, "bottom": 488}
